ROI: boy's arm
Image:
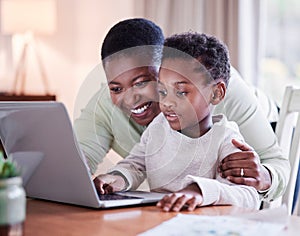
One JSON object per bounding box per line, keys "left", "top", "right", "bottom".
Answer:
{"left": 157, "top": 183, "right": 203, "bottom": 212}
{"left": 181, "top": 118, "right": 260, "bottom": 209}
{"left": 157, "top": 175, "right": 260, "bottom": 212}
{"left": 107, "top": 128, "right": 151, "bottom": 190}
{"left": 93, "top": 173, "right": 127, "bottom": 194}
{"left": 108, "top": 142, "right": 147, "bottom": 191}
{"left": 182, "top": 175, "right": 260, "bottom": 209}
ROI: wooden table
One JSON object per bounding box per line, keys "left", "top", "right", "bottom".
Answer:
{"left": 21, "top": 199, "right": 300, "bottom": 235}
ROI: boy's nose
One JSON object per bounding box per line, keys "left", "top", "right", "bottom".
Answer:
{"left": 161, "top": 96, "right": 176, "bottom": 109}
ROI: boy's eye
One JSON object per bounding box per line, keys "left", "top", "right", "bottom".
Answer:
{"left": 176, "top": 90, "right": 187, "bottom": 97}
{"left": 133, "top": 80, "right": 149, "bottom": 88}
{"left": 109, "top": 87, "right": 123, "bottom": 94}
{"left": 158, "top": 89, "right": 167, "bottom": 97}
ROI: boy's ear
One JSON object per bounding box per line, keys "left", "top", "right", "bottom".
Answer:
{"left": 211, "top": 82, "right": 226, "bottom": 105}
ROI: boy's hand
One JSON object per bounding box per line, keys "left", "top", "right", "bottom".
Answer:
{"left": 93, "top": 174, "right": 126, "bottom": 194}
{"left": 156, "top": 183, "right": 203, "bottom": 212}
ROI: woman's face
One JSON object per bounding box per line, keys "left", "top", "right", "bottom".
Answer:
{"left": 104, "top": 55, "right": 161, "bottom": 126}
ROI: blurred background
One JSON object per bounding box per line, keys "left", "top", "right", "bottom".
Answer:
{"left": 0, "top": 0, "right": 299, "bottom": 117}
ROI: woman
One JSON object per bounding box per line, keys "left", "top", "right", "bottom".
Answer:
{"left": 74, "top": 18, "right": 289, "bottom": 202}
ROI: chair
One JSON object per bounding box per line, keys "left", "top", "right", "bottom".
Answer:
{"left": 270, "top": 86, "right": 300, "bottom": 215}
{"left": 294, "top": 189, "right": 300, "bottom": 215}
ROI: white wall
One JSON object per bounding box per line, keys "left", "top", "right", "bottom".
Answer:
{"left": 45, "top": 0, "right": 139, "bottom": 116}
{"left": 71, "top": 0, "right": 138, "bottom": 119}
{"left": 0, "top": 0, "right": 137, "bottom": 116}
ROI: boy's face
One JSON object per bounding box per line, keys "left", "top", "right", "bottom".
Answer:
{"left": 158, "top": 58, "right": 215, "bottom": 138}
{"left": 104, "top": 55, "right": 160, "bottom": 126}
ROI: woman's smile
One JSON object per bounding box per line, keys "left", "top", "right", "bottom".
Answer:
{"left": 129, "top": 101, "right": 160, "bottom": 125}
{"left": 130, "top": 102, "right": 152, "bottom": 115}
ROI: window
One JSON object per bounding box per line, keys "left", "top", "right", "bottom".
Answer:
{"left": 260, "top": 0, "right": 300, "bottom": 105}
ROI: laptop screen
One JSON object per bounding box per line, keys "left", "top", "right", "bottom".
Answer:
{"left": 0, "top": 102, "right": 165, "bottom": 208}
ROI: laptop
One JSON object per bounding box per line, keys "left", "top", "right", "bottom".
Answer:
{"left": 0, "top": 101, "right": 165, "bottom": 208}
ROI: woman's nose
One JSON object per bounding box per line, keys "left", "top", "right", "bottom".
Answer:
{"left": 123, "top": 88, "right": 140, "bottom": 106}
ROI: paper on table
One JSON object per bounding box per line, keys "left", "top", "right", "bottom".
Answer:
{"left": 139, "top": 206, "right": 288, "bottom": 236}
{"left": 238, "top": 204, "right": 288, "bottom": 225}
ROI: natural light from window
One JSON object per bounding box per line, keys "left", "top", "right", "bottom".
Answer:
{"left": 260, "top": 0, "right": 300, "bottom": 105}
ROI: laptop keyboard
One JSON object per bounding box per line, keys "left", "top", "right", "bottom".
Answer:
{"left": 98, "top": 193, "right": 141, "bottom": 201}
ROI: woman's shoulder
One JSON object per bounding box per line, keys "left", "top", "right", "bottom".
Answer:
{"left": 222, "top": 67, "right": 278, "bottom": 122}
{"left": 213, "top": 67, "right": 261, "bottom": 122}
{"left": 226, "top": 67, "right": 258, "bottom": 103}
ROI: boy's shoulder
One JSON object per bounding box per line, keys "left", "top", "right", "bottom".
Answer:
{"left": 212, "top": 114, "right": 241, "bottom": 134}
{"left": 149, "top": 112, "right": 167, "bottom": 125}
{"left": 143, "top": 112, "right": 169, "bottom": 134}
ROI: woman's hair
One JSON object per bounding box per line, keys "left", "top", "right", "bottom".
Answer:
{"left": 101, "top": 18, "right": 164, "bottom": 62}
{"left": 163, "top": 32, "right": 230, "bottom": 85}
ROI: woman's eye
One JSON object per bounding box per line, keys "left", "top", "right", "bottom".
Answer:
{"left": 110, "top": 87, "right": 123, "bottom": 94}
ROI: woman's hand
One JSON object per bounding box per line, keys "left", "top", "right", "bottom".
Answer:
{"left": 156, "top": 183, "right": 203, "bottom": 212}
{"left": 93, "top": 174, "right": 126, "bottom": 194}
{"left": 218, "top": 139, "right": 272, "bottom": 191}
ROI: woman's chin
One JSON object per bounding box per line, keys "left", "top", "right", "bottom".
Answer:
{"left": 131, "top": 112, "right": 156, "bottom": 126}
{"left": 131, "top": 109, "right": 160, "bottom": 126}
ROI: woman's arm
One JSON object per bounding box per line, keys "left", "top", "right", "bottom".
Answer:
{"left": 214, "top": 68, "right": 290, "bottom": 201}
{"left": 74, "top": 89, "right": 114, "bottom": 174}
{"left": 74, "top": 85, "right": 145, "bottom": 174}
{"left": 219, "top": 139, "right": 272, "bottom": 194}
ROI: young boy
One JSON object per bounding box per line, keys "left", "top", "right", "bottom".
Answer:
{"left": 93, "top": 32, "right": 260, "bottom": 211}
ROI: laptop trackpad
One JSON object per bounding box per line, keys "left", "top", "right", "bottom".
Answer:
{"left": 117, "top": 191, "right": 166, "bottom": 202}
{"left": 98, "top": 191, "right": 165, "bottom": 202}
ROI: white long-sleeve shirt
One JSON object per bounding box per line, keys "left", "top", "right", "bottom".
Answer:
{"left": 74, "top": 67, "right": 289, "bottom": 202}
{"left": 110, "top": 113, "right": 260, "bottom": 209}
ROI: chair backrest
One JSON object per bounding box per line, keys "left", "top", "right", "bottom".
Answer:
{"left": 275, "top": 86, "right": 300, "bottom": 214}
